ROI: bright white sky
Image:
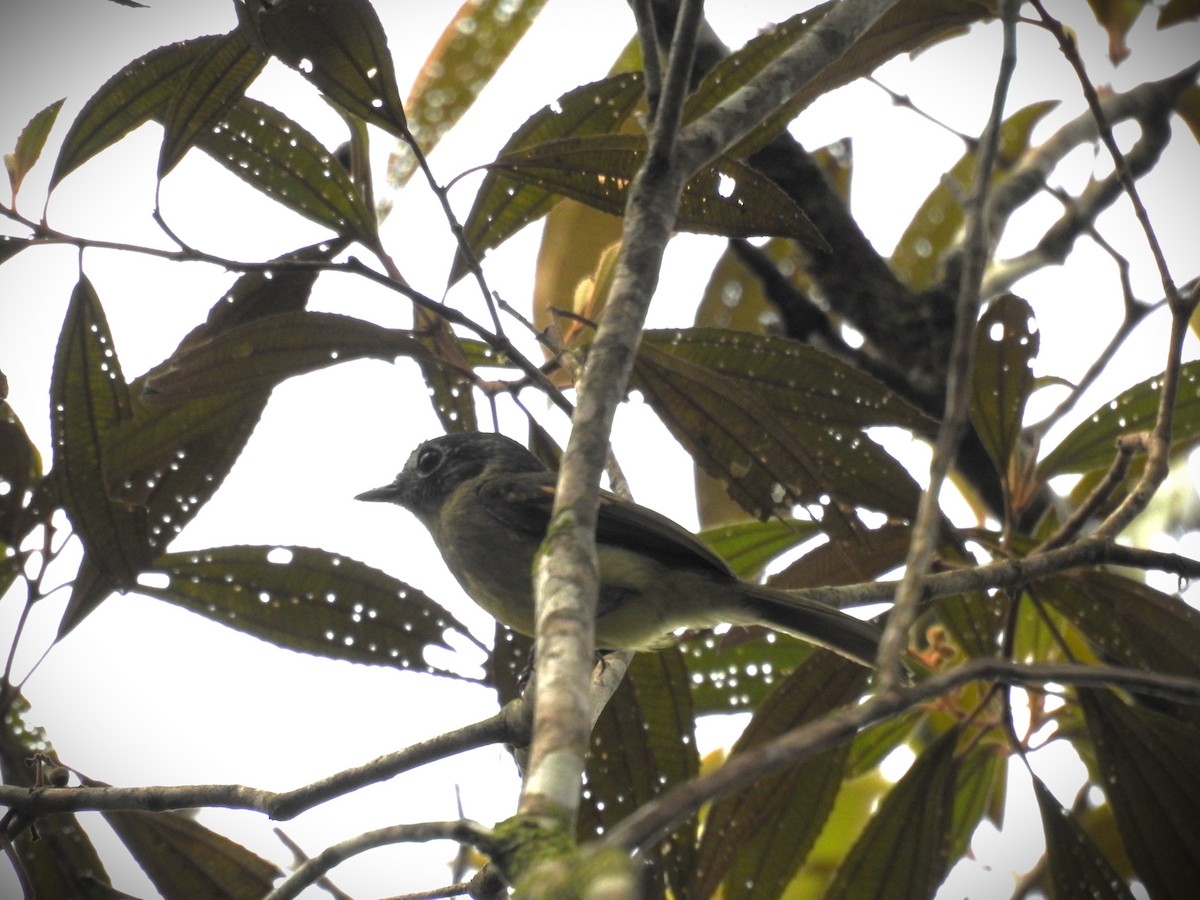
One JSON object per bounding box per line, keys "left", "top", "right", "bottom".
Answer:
{"left": 1, "top": 1, "right": 1198, "bottom": 896}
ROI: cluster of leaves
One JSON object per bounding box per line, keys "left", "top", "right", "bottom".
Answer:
{"left": 2, "top": 0, "right": 1199, "bottom": 897}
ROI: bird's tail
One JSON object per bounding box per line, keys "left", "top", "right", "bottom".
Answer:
{"left": 736, "top": 583, "right": 883, "bottom": 668}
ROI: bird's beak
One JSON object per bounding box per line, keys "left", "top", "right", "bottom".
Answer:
{"left": 355, "top": 482, "right": 401, "bottom": 503}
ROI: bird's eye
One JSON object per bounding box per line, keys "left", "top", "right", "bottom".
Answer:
{"left": 415, "top": 447, "right": 443, "bottom": 476}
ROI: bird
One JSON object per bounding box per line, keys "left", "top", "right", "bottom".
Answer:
{"left": 356, "top": 432, "right": 882, "bottom": 667}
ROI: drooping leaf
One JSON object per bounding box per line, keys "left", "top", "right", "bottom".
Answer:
{"left": 632, "top": 329, "right": 930, "bottom": 529}
{"left": 691, "top": 653, "right": 868, "bottom": 900}
{"left": 0, "top": 687, "right": 114, "bottom": 899}
{"left": 141, "top": 311, "right": 425, "bottom": 402}
{"left": 451, "top": 73, "right": 644, "bottom": 286}
{"left": 390, "top": 0, "right": 551, "bottom": 189}
{"left": 1085, "top": 0, "right": 1147, "bottom": 63}
{"left": 1032, "top": 775, "right": 1136, "bottom": 900}
{"left": 969, "top": 294, "right": 1038, "bottom": 481}
{"left": 949, "top": 744, "right": 1007, "bottom": 862}
{"left": 1038, "top": 361, "right": 1200, "bottom": 479}
{"left": 157, "top": 26, "right": 266, "bottom": 176}
{"left": 412, "top": 307, "right": 479, "bottom": 434}
{"left": 1158, "top": 0, "right": 1200, "bottom": 27}
{"left": 581, "top": 649, "right": 698, "bottom": 897}
{"left": 0, "top": 401, "right": 42, "bottom": 546}
{"left": 5, "top": 97, "right": 64, "bottom": 199}
{"left": 0, "top": 235, "right": 33, "bottom": 265}
{"left": 141, "top": 545, "right": 483, "bottom": 676}
{"left": 246, "top": 0, "right": 408, "bottom": 136}
{"left": 1079, "top": 688, "right": 1200, "bottom": 899}
{"left": 489, "top": 135, "right": 825, "bottom": 248}
{"left": 103, "top": 807, "right": 282, "bottom": 900}
{"left": 891, "top": 101, "right": 1059, "bottom": 291}
{"left": 50, "top": 276, "right": 150, "bottom": 587}
{"left": 51, "top": 34, "right": 223, "bottom": 188}
{"left": 824, "top": 727, "right": 961, "bottom": 899}
{"left": 192, "top": 97, "right": 378, "bottom": 245}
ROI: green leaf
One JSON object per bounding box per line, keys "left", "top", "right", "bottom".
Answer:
{"left": 192, "top": 97, "right": 378, "bottom": 244}
{"left": 247, "top": 0, "right": 408, "bottom": 136}
{"left": 1038, "top": 361, "right": 1200, "bottom": 479}
{"left": 5, "top": 97, "right": 64, "bottom": 199}
{"left": 699, "top": 517, "right": 823, "bottom": 580}
{"left": 143, "top": 545, "right": 483, "bottom": 675}
{"left": 580, "top": 649, "right": 699, "bottom": 897}
{"left": 691, "top": 654, "right": 869, "bottom": 900}
{"left": 0, "top": 235, "right": 33, "bottom": 265}
{"left": 391, "top": 0, "right": 551, "bottom": 189}
{"left": 1079, "top": 688, "right": 1200, "bottom": 899}
{"left": 0, "top": 687, "right": 115, "bottom": 899}
{"left": 681, "top": 632, "right": 817, "bottom": 714}
{"left": 141, "top": 311, "right": 425, "bottom": 402}
{"left": 50, "top": 276, "right": 150, "bottom": 587}
{"left": 451, "top": 72, "right": 644, "bottom": 286}
{"left": 767, "top": 523, "right": 914, "bottom": 590}
{"left": 891, "top": 102, "right": 1059, "bottom": 291}
{"left": 1158, "top": 0, "right": 1200, "bottom": 28}
{"left": 0, "top": 401, "right": 42, "bottom": 546}
{"left": 969, "top": 294, "right": 1038, "bottom": 481}
{"left": 1032, "top": 775, "right": 1136, "bottom": 900}
{"left": 824, "top": 727, "right": 960, "bottom": 899}
{"left": 103, "top": 808, "right": 282, "bottom": 900}
{"left": 51, "top": 34, "right": 222, "bottom": 188}
{"left": 632, "top": 329, "right": 930, "bottom": 529}
{"left": 490, "top": 135, "right": 825, "bottom": 247}
{"left": 158, "top": 26, "right": 266, "bottom": 176}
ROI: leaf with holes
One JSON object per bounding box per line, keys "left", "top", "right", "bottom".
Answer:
{"left": 691, "top": 653, "right": 868, "bottom": 899}
{"left": 1032, "top": 775, "right": 1136, "bottom": 900}
{"left": 392, "top": 0, "right": 552, "bottom": 189}
{"left": 51, "top": 34, "right": 222, "bottom": 188}
{"left": 5, "top": 98, "right": 64, "bottom": 199}
{"left": 0, "top": 402, "right": 41, "bottom": 547}
{"left": 970, "top": 294, "right": 1038, "bottom": 480}
{"left": 158, "top": 27, "right": 266, "bottom": 176}
{"left": 143, "top": 546, "right": 484, "bottom": 676}
{"left": 1038, "top": 361, "right": 1200, "bottom": 479}
{"left": 1079, "top": 688, "right": 1200, "bottom": 898}
{"left": 451, "top": 72, "right": 644, "bottom": 286}
{"left": 247, "top": 0, "right": 408, "bottom": 136}
{"left": 51, "top": 276, "right": 150, "bottom": 587}
{"left": 192, "top": 97, "right": 377, "bottom": 244}
{"left": 491, "top": 134, "right": 824, "bottom": 247}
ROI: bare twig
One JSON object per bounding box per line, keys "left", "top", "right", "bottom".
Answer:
{"left": 878, "top": 0, "right": 1021, "bottom": 691}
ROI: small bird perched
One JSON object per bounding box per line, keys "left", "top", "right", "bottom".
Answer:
{"left": 357, "top": 432, "right": 882, "bottom": 667}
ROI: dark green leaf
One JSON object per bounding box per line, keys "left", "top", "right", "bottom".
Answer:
{"left": 1079, "top": 689, "right": 1200, "bottom": 900}
{"left": 5, "top": 98, "right": 64, "bottom": 198}
{"left": 413, "top": 307, "right": 478, "bottom": 433}
{"left": 106, "top": 241, "right": 346, "bottom": 549}
{"left": 699, "top": 517, "right": 823, "bottom": 580}
{"left": 681, "top": 631, "right": 816, "bottom": 714}
{"left": 103, "top": 808, "right": 282, "bottom": 900}
{"left": 936, "top": 590, "right": 1007, "bottom": 659}
{"left": 51, "top": 276, "right": 150, "bottom": 587}
{"left": 247, "top": 0, "right": 408, "bottom": 136}
{"left": 581, "top": 649, "right": 699, "bottom": 897}
{"left": 393, "top": 0, "right": 552, "bottom": 189}
{"left": 158, "top": 27, "right": 266, "bottom": 176}
{"left": 970, "top": 294, "right": 1038, "bottom": 480}
{"left": 451, "top": 73, "right": 644, "bottom": 285}
{"left": 192, "top": 97, "right": 378, "bottom": 244}
{"left": 691, "top": 653, "right": 868, "bottom": 899}
{"left": 0, "top": 401, "right": 42, "bottom": 546}
{"left": 1032, "top": 775, "right": 1136, "bottom": 900}
{"left": 949, "top": 745, "right": 1006, "bottom": 862}
{"left": 1038, "top": 361, "right": 1200, "bottom": 479}
{"left": 491, "top": 135, "right": 824, "bottom": 247}
{"left": 0, "top": 687, "right": 114, "bottom": 899}
{"left": 632, "top": 329, "right": 929, "bottom": 529}
{"left": 58, "top": 555, "right": 121, "bottom": 639}
{"left": 1047, "top": 570, "right": 1200, "bottom": 681}
{"left": 143, "top": 545, "right": 483, "bottom": 674}
{"left": 892, "top": 102, "right": 1058, "bottom": 291}
{"left": 768, "top": 523, "right": 914, "bottom": 590}
{"left": 1158, "top": 0, "right": 1200, "bottom": 28}
{"left": 51, "top": 34, "right": 222, "bottom": 188}
{"left": 141, "top": 311, "right": 425, "bottom": 402}
{"left": 824, "top": 727, "right": 960, "bottom": 900}
{"left": 0, "top": 235, "right": 33, "bottom": 265}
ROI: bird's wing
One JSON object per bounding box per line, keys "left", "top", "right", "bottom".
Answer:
{"left": 475, "top": 472, "right": 735, "bottom": 578}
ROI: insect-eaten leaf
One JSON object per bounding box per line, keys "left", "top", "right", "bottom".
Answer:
{"left": 969, "top": 294, "right": 1038, "bottom": 486}
{"left": 142, "top": 546, "right": 485, "bottom": 677}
